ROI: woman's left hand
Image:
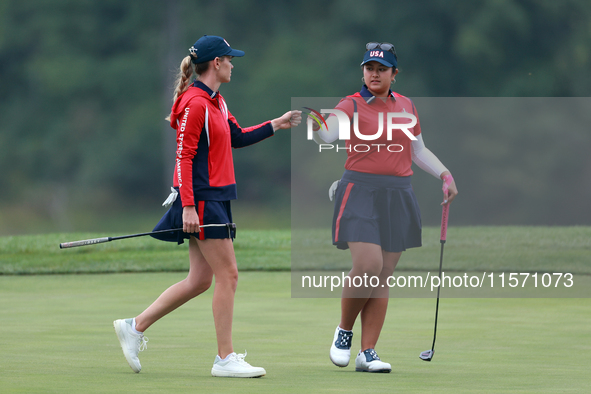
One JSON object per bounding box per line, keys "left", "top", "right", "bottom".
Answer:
{"left": 272, "top": 110, "right": 302, "bottom": 131}
{"left": 441, "top": 172, "right": 458, "bottom": 205}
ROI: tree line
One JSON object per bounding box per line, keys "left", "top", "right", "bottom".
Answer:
{"left": 1, "top": 0, "right": 590, "bottom": 232}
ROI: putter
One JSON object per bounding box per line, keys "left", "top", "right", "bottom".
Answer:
{"left": 420, "top": 198, "right": 449, "bottom": 362}
{"left": 59, "top": 223, "right": 237, "bottom": 249}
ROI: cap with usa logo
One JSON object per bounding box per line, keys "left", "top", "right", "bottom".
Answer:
{"left": 189, "top": 35, "right": 245, "bottom": 64}
{"left": 360, "top": 46, "right": 397, "bottom": 68}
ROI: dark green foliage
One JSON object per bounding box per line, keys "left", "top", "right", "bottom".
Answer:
{"left": 1, "top": 0, "right": 590, "bottom": 233}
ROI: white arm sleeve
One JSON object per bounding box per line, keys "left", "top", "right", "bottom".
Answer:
{"left": 411, "top": 133, "right": 448, "bottom": 179}
{"left": 313, "top": 115, "right": 340, "bottom": 144}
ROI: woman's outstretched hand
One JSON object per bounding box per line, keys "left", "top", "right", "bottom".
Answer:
{"left": 272, "top": 110, "right": 302, "bottom": 131}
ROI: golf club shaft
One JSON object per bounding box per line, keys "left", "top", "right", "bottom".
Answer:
{"left": 59, "top": 228, "right": 184, "bottom": 249}
{"left": 431, "top": 202, "right": 450, "bottom": 352}
{"left": 59, "top": 224, "right": 234, "bottom": 249}
{"left": 431, "top": 241, "right": 445, "bottom": 351}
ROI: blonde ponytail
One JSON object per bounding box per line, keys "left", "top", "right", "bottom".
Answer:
{"left": 165, "top": 56, "right": 195, "bottom": 121}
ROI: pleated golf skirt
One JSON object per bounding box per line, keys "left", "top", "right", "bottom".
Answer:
{"left": 332, "top": 170, "right": 422, "bottom": 253}
{"left": 151, "top": 188, "right": 235, "bottom": 244}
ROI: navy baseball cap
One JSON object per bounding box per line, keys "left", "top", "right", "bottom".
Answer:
{"left": 360, "top": 43, "right": 398, "bottom": 68}
{"left": 189, "top": 35, "right": 245, "bottom": 64}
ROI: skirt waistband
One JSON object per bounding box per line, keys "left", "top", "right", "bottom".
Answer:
{"left": 341, "top": 170, "right": 412, "bottom": 189}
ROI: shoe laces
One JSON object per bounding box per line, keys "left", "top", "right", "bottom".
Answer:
{"left": 137, "top": 335, "right": 149, "bottom": 352}
{"left": 337, "top": 330, "right": 353, "bottom": 348}
{"left": 365, "top": 348, "right": 380, "bottom": 361}
{"left": 232, "top": 351, "right": 252, "bottom": 366}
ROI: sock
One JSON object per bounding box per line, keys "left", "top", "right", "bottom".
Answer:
{"left": 131, "top": 318, "right": 143, "bottom": 335}
{"left": 338, "top": 326, "right": 352, "bottom": 333}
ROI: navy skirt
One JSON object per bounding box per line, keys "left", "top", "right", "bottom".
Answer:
{"left": 332, "top": 170, "right": 422, "bottom": 253}
{"left": 151, "top": 188, "right": 234, "bottom": 245}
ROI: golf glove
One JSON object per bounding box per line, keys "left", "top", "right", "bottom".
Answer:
{"left": 328, "top": 180, "right": 340, "bottom": 201}
{"left": 162, "top": 187, "right": 178, "bottom": 208}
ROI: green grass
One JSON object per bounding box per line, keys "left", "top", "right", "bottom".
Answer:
{"left": 0, "top": 272, "right": 589, "bottom": 393}
{"left": 0, "top": 230, "right": 290, "bottom": 274}
{"left": 0, "top": 227, "right": 590, "bottom": 392}
{"left": 293, "top": 226, "right": 591, "bottom": 274}
{"left": 2, "top": 226, "right": 590, "bottom": 275}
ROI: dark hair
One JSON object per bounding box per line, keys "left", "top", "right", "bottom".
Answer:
{"left": 361, "top": 62, "right": 395, "bottom": 71}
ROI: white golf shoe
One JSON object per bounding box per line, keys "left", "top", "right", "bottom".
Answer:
{"left": 113, "top": 318, "right": 148, "bottom": 373}
{"left": 355, "top": 348, "right": 392, "bottom": 373}
{"left": 330, "top": 326, "right": 353, "bottom": 367}
{"left": 211, "top": 351, "right": 266, "bottom": 378}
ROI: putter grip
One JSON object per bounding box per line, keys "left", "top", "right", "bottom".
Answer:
{"left": 440, "top": 203, "right": 449, "bottom": 242}
{"left": 59, "top": 237, "right": 111, "bottom": 249}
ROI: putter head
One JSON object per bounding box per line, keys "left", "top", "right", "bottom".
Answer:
{"left": 419, "top": 349, "right": 434, "bottom": 361}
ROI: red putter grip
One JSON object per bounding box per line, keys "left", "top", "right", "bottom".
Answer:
{"left": 440, "top": 174, "right": 453, "bottom": 243}
{"left": 440, "top": 202, "right": 449, "bottom": 243}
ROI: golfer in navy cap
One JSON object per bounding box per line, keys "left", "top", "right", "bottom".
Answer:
{"left": 312, "top": 42, "right": 458, "bottom": 372}
{"left": 113, "top": 35, "right": 301, "bottom": 378}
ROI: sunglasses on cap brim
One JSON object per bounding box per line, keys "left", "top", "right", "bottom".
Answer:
{"left": 366, "top": 42, "right": 397, "bottom": 56}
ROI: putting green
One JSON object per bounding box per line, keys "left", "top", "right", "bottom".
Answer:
{"left": 0, "top": 272, "right": 589, "bottom": 393}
